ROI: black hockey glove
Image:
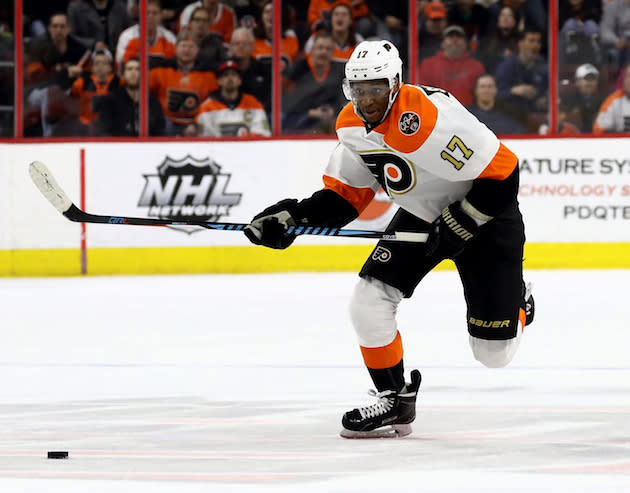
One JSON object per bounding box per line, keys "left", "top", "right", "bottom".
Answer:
{"left": 244, "top": 199, "right": 303, "bottom": 249}
{"left": 425, "top": 201, "right": 480, "bottom": 259}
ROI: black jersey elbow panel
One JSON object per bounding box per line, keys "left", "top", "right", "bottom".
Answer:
{"left": 298, "top": 189, "right": 360, "bottom": 228}
{"left": 466, "top": 165, "right": 519, "bottom": 218}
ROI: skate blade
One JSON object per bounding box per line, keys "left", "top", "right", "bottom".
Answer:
{"left": 339, "top": 424, "right": 412, "bottom": 439}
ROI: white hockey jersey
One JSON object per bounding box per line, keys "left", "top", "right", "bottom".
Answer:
{"left": 196, "top": 93, "right": 270, "bottom": 137}
{"left": 325, "top": 84, "right": 518, "bottom": 222}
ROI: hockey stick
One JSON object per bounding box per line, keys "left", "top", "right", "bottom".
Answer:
{"left": 28, "top": 161, "right": 428, "bottom": 242}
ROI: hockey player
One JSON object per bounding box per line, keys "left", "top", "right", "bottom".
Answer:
{"left": 244, "top": 40, "right": 534, "bottom": 438}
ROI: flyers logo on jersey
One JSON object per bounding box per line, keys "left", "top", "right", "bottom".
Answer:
{"left": 372, "top": 246, "right": 392, "bottom": 262}
{"left": 399, "top": 111, "right": 420, "bottom": 135}
{"left": 167, "top": 89, "right": 201, "bottom": 114}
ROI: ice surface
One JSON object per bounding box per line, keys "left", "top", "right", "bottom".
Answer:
{"left": 1, "top": 270, "right": 629, "bottom": 492}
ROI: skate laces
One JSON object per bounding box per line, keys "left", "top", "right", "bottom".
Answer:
{"left": 358, "top": 389, "right": 395, "bottom": 419}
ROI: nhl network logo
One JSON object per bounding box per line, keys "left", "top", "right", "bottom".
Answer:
{"left": 138, "top": 155, "right": 242, "bottom": 234}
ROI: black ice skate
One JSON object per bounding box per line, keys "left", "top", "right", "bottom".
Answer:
{"left": 340, "top": 369, "right": 421, "bottom": 438}
{"left": 524, "top": 282, "right": 534, "bottom": 326}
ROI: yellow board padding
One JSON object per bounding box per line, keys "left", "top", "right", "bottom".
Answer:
{"left": 2, "top": 243, "right": 630, "bottom": 276}
{"left": 0, "top": 249, "right": 82, "bottom": 277}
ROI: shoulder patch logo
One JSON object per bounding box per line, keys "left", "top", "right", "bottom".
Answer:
{"left": 399, "top": 112, "right": 420, "bottom": 135}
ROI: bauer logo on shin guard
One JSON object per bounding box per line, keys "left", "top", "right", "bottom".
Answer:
{"left": 372, "top": 246, "right": 392, "bottom": 262}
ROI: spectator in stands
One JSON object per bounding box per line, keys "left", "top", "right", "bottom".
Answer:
{"left": 191, "top": 59, "right": 270, "bottom": 137}
{"left": 495, "top": 28, "right": 548, "bottom": 127}
{"left": 476, "top": 5, "right": 520, "bottom": 74}
{"left": 149, "top": 28, "right": 218, "bottom": 135}
{"left": 417, "top": 25, "right": 485, "bottom": 106}
{"left": 364, "top": 0, "right": 408, "bottom": 50}
{"left": 179, "top": 0, "right": 236, "bottom": 43}
{"left": 229, "top": 27, "right": 271, "bottom": 114}
{"left": 304, "top": 3, "right": 363, "bottom": 62}
{"left": 447, "top": 0, "right": 490, "bottom": 50}
{"left": 26, "top": 12, "right": 90, "bottom": 86}
{"left": 188, "top": 6, "right": 228, "bottom": 69}
{"left": 97, "top": 57, "right": 166, "bottom": 136}
{"left": 308, "top": 0, "right": 372, "bottom": 38}
{"left": 418, "top": 1, "right": 447, "bottom": 64}
{"left": 70, "top": 48, "right": 120, "bottom": 135}
{"left": 283, "top": 32, "right": 345, "bottom": 134}
{"left": 467, "top": 73, "right": 527, "bottom": 135}
{"left": 67, "top": 0, "right": 132, "bottom": 53}
{"left": 593, "top": 65, "right": 630, "bottom": 133}
{"left": 0, "top": 18, "right": 12, "bottom": 136}
{"left": 24, "top": 13, "right": 93, "bottom": 137}
{"left": 116, "top": 0, "right": 176, "bottom": 72}
{"left": 234, "top": 0, "right": 268, "bottom": 29}
{"left": 600, "top": 0, "right": 630, "bottom": 72}
{"left": 487, "top": 0, "right": 547, "bottom": 37}
{"left": 561, "top": 63, "right": 605, "bottom": 133}
{"left": 560, "top": 0, "right": 602, "bottom": 35}
{"left": 253, "top": 0, "right": 299, "bottom": 72}
{"left": 558, "top": 0, "right": 602, "bottom": 67}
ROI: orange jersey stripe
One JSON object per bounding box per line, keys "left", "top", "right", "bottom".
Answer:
{"left": 518, "top": 307, "right": 526, "bottom": 333}
{"left": 360, "top": 331, "right": 403, "bottom": 369}
{"left": 593, "top": 89, "right": 624, "bottom": 134}
{"left": 478, "top": 142, "right": 518, "bottom": 180}
{"left": 323, "top": 175, "right": 375, "bottom": 213}
{"left": 381, "top": 85, "right": 438, "bottom": 153}
{"left": 335, "top": 102, "right": 364, "bottom": 131}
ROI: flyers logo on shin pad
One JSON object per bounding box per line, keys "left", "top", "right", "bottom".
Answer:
{"left": 372, "top": 246, "right": 392, "bottom": 262}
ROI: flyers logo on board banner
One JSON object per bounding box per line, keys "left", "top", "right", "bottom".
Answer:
{"left": 138, "top": 155, "right": 242, "bottom": 234}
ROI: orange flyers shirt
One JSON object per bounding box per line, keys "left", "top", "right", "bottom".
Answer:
{"left": 149, "top": 62, "right": 218, "bottom": 125}
{"left": 179, "top": 1, "right": 236, "bottom": 43}
{"left": 592, "top": 90, "right": 630, "bottom": 134}
{"left": 308, "top": 0, "right": 369, "bottom": 29}
{"left": 71, "top": 73, "right": 120, "bottom": 124}
{"left": 326, "top": 84, "right": 518, "bottom": 221}
{"left": 252, "top": 34, "right": 299, "bottom": 71}
{"left": 116, "top": 25, "right": 176, "bottom": 71}
{"left": 304, "top": 31, "right": 364, "bottom": 62}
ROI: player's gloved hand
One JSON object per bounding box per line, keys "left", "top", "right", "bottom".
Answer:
{"left": 244, "top": 199, "right": 303, "bottom": 249}
{"left": 425, "top": 201, "right": 479, "bottom": 259}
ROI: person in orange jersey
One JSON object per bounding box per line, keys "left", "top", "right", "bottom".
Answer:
{"left": 149, "top": 28, "right": 218, "bottom": 135}
{"left": 70, "top": 48, "right": 120, "bottom": 135}
{"left": 192, "top": 60, "right": 270, "bottom": 137}
{"left": 304, "top": 3, "right": 364, "bottom": 62}
{"left": 252, "top": 0, "right": 299, "bottom": 72}
{"left": 244, "top": 40, "right": 534, "bottom": 439}
{"left": 115, "top": 0, "right": 176, "bottom": 73}
{"left": 308, "top": 0, "right": 370, "bottom": 34}
{"left": 178, "top": 0, "right": 236, "bottom": 43}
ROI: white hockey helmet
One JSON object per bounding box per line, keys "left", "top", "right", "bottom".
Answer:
{"left": 343, "top": 40, "right": 403, "bottom": 122}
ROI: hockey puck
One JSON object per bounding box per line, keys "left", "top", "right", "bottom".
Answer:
{"left": 47, "top": 451, "right": 69, "bottom": 459}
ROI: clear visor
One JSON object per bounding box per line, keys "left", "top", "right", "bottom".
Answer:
{"left": 342, "top": 79, "right": 391, "bottom": 100}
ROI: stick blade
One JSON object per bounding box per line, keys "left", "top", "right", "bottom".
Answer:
{"left": 29, "top": 161, "right": 73, "bottom": 214}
